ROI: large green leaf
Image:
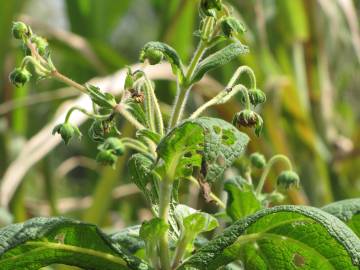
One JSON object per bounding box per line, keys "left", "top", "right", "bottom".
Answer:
{"left": 156, "top": 117, "right": 249, "bottom": 183}
{"left": 179, "top": 205, "right": 360, "bottom": 270}
{"left": 190, "top": 42, "right": 249, "bottom": 83}
{"left": 0, "top": 217, "right": 151, "bottom": 270}
{"left": 323, "top": 198, "right": 360, "bottom": 237}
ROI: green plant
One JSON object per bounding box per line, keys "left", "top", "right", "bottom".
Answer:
{"left": 1, "top": 1, "right": 360, "bottom": 269}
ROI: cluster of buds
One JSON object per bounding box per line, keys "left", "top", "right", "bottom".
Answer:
{"left": 96, "top": 137, "right": 125, "bottom": 167}
{"left": 9, "top": 21, "right": 51, "bottom": 88}
{"left": 52, "top": 123, "right": 82, "bottom": 145}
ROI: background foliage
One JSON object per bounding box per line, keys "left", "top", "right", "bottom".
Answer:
{"left": 0, "top": 1, "right": 359, "bottom": 266}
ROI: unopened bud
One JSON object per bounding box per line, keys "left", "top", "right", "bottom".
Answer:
{"left": 12, "top": 21, "right": 31, "bottom": 40}
{"left": 277, "top": 171, "right": 300, "bottom": 190}
{"left": 141, "top": 48, "right": 163, "bottom": 65}
{"left": 200, "top": 0, "right": 222, "bottom": 17}
{"left": 9, "top": 67, "right": 31, "bottom": 87}
{"left": 220, "top": 17, "right": 245, "bottom": 38}
{"left": 250, "top": 152, "right": 266, "bottom": 169}
{"left": 52, "top": 122, "right": 82, "bottom": 145}
{"left": 98, "top": 137, "right": 125, "bottom": 156}
{"left": 96, "top": 150, "right": 117, "bottom": 167}
{"left": 248, "top": 89, "right": 266, "bottom": 106}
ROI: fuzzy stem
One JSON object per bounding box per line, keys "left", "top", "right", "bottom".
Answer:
{"left": 51, "top": 70, "right": 88, "bottom": 93}
{"left": 64, "top": 106, "right": 110, "bottom": 122}
{"left": 171, "top": 233, "right": 191, "bottom": 269}
{"left": 255, "top": 155, "right": 293, "bottom": 196}
{"left": 144, "top": 78, "right": 164, "bottom": 135}
{"left": 227, "top": 66, "right": 257, "bottom": 89}
{"left": 114, "top": 104, "right": 146, "bottom": 130}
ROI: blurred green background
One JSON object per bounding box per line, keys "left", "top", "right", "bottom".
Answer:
{"left": 0, "top": 0, "right": 359, "bottom": 237}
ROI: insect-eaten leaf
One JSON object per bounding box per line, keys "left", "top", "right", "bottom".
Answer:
{"left": 0, "top": 217, "right": 151, "bottom": 270}
{"left": 179, "top": 205, "right": 360, "bottom": 270}
{"left": 156, "top": 117, "right": 249, "bottom": 184}
{"left": 323, "top": 198, "right": 360, "bottom": 238}
{"left": 224, "top": 176, "right": 262, "bottom": 221}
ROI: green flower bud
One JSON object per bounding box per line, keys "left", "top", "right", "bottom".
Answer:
{"left": 250, "top": 152, "right": 266, "bottom": 169}
{"left": 141, "top": 48, "right": 164, "bottom": 65}
{"left": 248, "top": 89, "right": 266, "bottom": 106}
{"left": 220, "top": 17, "right": 245, "bottom": 38}
{"left": 52, "top": 122, "right": 82, "bottom": 145}
{"left": 24, "top": 35, "right": 49, "bottom": 57}
{"left": 98, "top": 137, "right": 125, "bottom": 156}
{"left": 96, "top": 150, "right": 117, "bottom": 167}
{"left": 124, "top": 68, "right": 134, "bottom": 90}
{"left": 266, "top": 191, "right": 285, "bottom": 203}
{"left": 276, "top": 170, "right": 300, "bottom": 190}
{"left": 200, "top": 0, "right": 222, "bottom": 17}
{"left": 9, "top": 67, "right": 31, "bottom": 87}
{"left": 232, "top": 110, "right": 264, "bottom": 137}
{"left": 12, "top": 21, "right": 31, "bottom": 40}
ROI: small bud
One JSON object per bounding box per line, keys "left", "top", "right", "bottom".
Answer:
{"left": 52, "top": 122, "right": 82, "bottom": 145}
{"left": 98, "top": 137, "right": 125, "bottom": 156}
{"left": 131, "top": 91, "right": 144, "bottom": 103}
{"left": 276, "top": 171, "right": 300, "bottom": 190}
{"left": 96, "top": 150, "right": 117, "bottom": 167}
{"left": 267, "top": 191, "right": 285, "bottom": 203}
{"left": 24, "top": 35, "right": 49, "bottom": 57}
{"left": 141, "top": 48, "right": 163, "bottom": 65}
{"left": 124, "top": 67, "right": 134, "bottom": 90}
{"left": 9, "top": 67, "right": 31, "bottom": 87}
{"left": 233, "top": 110, "right": 264, "bottom": 136}
{"left": 220, "top": 17, "right": 245, "bottom": 38}
{"left": 200, "top": 0, "right": 222, "bottom": 17}
{"left": 250, "top": 152, "right": 266, "bottom": 169}
{"left": 248, "top": 89, "right": 266, "bottom": 106}
{"left": 12, "top": 21, "right": 31, "bottom": 40}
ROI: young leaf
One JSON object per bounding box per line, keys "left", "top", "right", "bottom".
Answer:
{"left": 86, "top": 84, "right": 117, "bottom": 109}
{"left": 156, "top": 117, "right": 249, "bottom": 183}
{"left": 224, "top": 176, "right": 262, "bottom": 221}
{"left": 190, "top": 43, "right": 249, "bottom": 83}
{"left": 323, "top": 198, "right": 360, "bottom": 237}
{"left": 139, "top": 41, "right": 185, "bottom": 82}
{"left": 136, "top": 128, "right": 162, "bottom": 145}
{"left": 140, "top": 218, "right": 169, "bottom": 242}
{"left": 179, "top": 205, "right": 360, "bottom": 270}
{"left": 110, "top": 225, "right": 145, "bottom": 255}
{"left": 0, "top": 217, "right": 151, "bottom": 270}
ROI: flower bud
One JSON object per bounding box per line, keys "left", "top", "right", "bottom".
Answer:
{"left": 141, "top": 48, "right": 163, "bottom": 65}
{"left": 267, "top": 191, "right": 285, "bottom": 203}
{"left": 98, "top": 137, "right": 125, "bottom": 156}
{"left": 276, "top": 171, "right": 300, "bottom": 190}
{"left": 12, "top": 21, "right": 31, "bottom": 40}
{"left": 248, "top": 89, "right": 266, "bottom": 106}
{"left": 24, "top": 35, "right": 49, "bottom": 57}
{"left": 9, "top": 67, "right": 31, "bottom": 87}
{"left": 233, "top": 110, "right": 264, "bottom": 136}
{"left": 52, "top": 122, "right": 82, "bottom": 145}
{"left": 200, "top": 0, "right": 222, "bottom": 17}
{"left": 96, "top": 150, "right": 117, "bottom": 167}
{"left": 250, "top": 152, "right": 266, "bottom": 169}
{"left": 220, "top": 17, "right": 245, "bottom": 38}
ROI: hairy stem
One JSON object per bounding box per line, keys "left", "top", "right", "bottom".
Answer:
{"left": 227, "top": 65, "right": 257, "bottom": 89}
{"left": 145, "top": 78, "right": 164, "bottom": 135}
{"left": 51, "top": 70, "right": 88, "bottom": 93}
{"left": 114, "top": 104, "right": 146, "bottom": 130}
{"left": 64, "top": 106, "right": 110, "bottom": 122}
{"left": 171, "top": 233, "right": 190, "bottom": 269}
{"left": 255, "top": 155, "right": 293, "bottom": 196}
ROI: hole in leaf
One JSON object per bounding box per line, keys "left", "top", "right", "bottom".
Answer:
{"left": 292, "top": 253, "right": 305, "bottom": 268}
{"left": 213, "top": 126, "right": 221, "bottom": 134}
{"left": 216, "top": 154, "right": 225, "bottom": 166}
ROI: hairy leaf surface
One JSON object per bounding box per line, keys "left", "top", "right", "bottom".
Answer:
{"left": 180, "top": 205, "right": 360, "bottom": 270}
{"left": 323, "top": 198, "right": 360, "bottom": 237}
{"left": 0, "top": 217, "right": 151, "bottom": 270}
{"left": 190, "top": 43, "right": 249, "bottom": 83}
{"left": 156, "top": 117, "right": 249, "bottom": 183}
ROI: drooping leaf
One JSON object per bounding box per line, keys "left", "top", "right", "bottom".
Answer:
{"left": 323, "top": 198, "right": 360, "bottom": 237}
{"left": 156, "top": 117, "right": 249, "bottom": 183}
{"left": 190, "top": 43, "right": 249, "bottom": 83}
{"left": 224, "top": 176, "right": 262, "bottom": 221}
{"left": 0, "top": 217, "right": 152, "bottom": 270}
{"left": 128, "top": 153, "right": 159, "bottom": 206}
{"left": 139, "top": 41, "right": 185, "bottom": 82}
{"left": 179, "top": 205, "right": 360, "bottom": 270}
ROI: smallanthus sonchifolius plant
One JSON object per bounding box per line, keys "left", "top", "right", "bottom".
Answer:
{"left": 1, "top": 1, "right": 360, "bottom": 270}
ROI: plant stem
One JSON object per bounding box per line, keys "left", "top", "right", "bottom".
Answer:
{"left": 114, "top": 104, "right": 146, "bottom": 130}
{"left": 255, "top": 154, "right": 293, "bottom": 196}
{"left": 51, "top": 70, "right": 88, "bottom": 93}
{"left": 64, "top": 106, "right": 110, "bottom": 122}
{"left": 171, "top": 233, "right": 190, "bottom": 269}
{"left": 158, "top": 180, "right": 172, "bottom": 270}
{"left": 145, "top": 78, "right": 164, "bottom": 135}
{"left": 168, "top": 41, "right": 208, "bottom": 129}
{"left": 227, "top": 65, "right": 257, "bottom": 89}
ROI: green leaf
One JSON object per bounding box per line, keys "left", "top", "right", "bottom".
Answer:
{"left": 179, "top": 205, "right": 360, "bottom": 270}
{"left": 136, "top": 129, "right": 162, "bottom": 145}
{"left": 323, "top": 199, "right": 360, "bottom": 237}
{"left": 86, "top": 84, "right": 117, "bottom": 109}
{"left": 190, "top": 43, "right": 249, "bottom": 83}
{"left": 110, "top": 225, "right": 144, "bottom": 254}
{"left": 156, "top": 117, "right": 249, "bottom": 183}
{"left": 128, "top": 153, "right": 159, "bottom": 206}
{"left": 140, "top": 41, "right": 185, "bottom": 82}
{"left": 0, "top": 217, "right": 152, "bottom": 270}
{"left": 140, "top": 218, "right": 169, "bottom": 242}
{"left": 224, "top": 176, "right": 262, "bottom": 221}
{"left": 175, "top": 205, "right": 218, "bottom": 236}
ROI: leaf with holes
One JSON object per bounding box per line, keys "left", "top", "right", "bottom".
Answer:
{"left": 190, "top": 43, "right": 249, "bottom": 84}
{"left": 156, "top": 117, "right": 249, "bottom": 183}
{"left": 224, "top": 176, "right": 262, "bottom": 221}
{"left": 0, "top": 217, "right": 151, "bottom": 270}
{"left": 179, "top": 205, "right": 360, "bottom": 270}
{"left": 323, "top": 198, "right": 360, "bottom": 237}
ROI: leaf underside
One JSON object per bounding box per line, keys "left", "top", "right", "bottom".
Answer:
{"left": 180, "top": 205, "right": 360, "bottom": 270}
{"left": 323, "top": 198, "right": 360, "bottom": 237}
{"left": 0, "top": 217, "right": 151, "bottom": 270}
{"left": 157, "top": 117, "right": 249, "bottom": 183}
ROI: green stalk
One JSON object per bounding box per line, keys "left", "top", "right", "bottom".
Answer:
{"left": 255, "top": 155, "right": 293, "bottom": 196}
{"left": 171, "top": 233, "right": 191, "bottom": 269}
{"left": 65, "top": 106, "right": 110, "bottom": 122}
